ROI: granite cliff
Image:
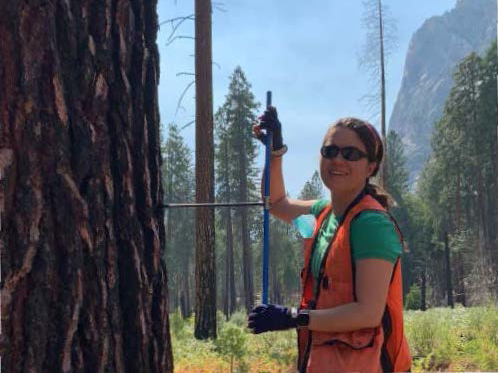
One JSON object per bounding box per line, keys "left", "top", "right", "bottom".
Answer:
{"left": 389, "top": 0, "right": 495, "bottom": 184}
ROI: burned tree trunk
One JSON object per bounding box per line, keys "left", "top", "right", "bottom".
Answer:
{"left": 0, "top": 1, "right": 172, "bottom": 372}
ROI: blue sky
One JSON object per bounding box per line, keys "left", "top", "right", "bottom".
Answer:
{"left": 157, "top": 0, "right": 456, "bottom": 198}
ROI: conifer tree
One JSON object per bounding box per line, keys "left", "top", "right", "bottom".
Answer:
{"left": 215, "top": 66, "right": 259, "bottom": 312}
{"left": 298, "top": 171, "right": 325, "bottom": 201}
{"left": 163, "top": 124, "right": 195, "bottom": 318}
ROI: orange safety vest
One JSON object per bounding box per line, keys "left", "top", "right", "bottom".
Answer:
{"left": 297, "top": 193, "right": 411, "bottom": 373}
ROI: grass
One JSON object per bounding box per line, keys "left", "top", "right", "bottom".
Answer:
{"left": 170, "top": 306, "right": 498, "bottom": 372}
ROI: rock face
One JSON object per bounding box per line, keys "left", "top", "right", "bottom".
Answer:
{"left": 389, "top": 0, "right": 496, "bottom": 184}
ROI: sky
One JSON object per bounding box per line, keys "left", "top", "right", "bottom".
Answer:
{"left": 156, "top": 0, "right": 457, "bottom": 198}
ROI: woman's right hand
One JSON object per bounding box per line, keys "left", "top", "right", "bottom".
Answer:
{"left": 253, "top": 106, "right": 284, "bottom": 152}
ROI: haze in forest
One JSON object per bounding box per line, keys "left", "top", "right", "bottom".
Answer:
{"left": 157, "top": 0, "right": 455, "bottom": 196}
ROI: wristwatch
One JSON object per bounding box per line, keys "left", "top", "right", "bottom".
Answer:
{"left": 291, "top": 308, "right": 310, "bottom": 328}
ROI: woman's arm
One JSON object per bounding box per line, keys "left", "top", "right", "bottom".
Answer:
{"left": 262, "top": 154, "right": 315, "bottom": 223}
{"left": 307, "top": 258, "right": 394, "bottom": 332}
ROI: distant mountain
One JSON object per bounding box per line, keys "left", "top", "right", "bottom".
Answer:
{"left": 389, "top": 0, "right": 495, "bottom": 185}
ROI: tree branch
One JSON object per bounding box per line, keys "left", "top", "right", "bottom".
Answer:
{"left": 176, "top": 80, "right": 195, "bottom": 116}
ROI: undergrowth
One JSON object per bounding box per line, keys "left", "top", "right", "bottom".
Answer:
{"left": 171, "top": 306, "right": 498, "bottom": 372}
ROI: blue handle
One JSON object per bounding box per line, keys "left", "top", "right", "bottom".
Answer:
{"left": 262, "top": 91, "right": 272, "bottom": 304}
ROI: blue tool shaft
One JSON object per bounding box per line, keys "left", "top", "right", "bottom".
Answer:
{"left": 262, "top": 91, "right": 272, "bottom": 304}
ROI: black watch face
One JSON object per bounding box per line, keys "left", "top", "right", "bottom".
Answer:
{"left": 297, "top": 312, "right": 309, "bottom": 327}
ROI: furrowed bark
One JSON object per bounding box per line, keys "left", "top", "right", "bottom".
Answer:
{"left": 194, "top": 0, "right": 216, "bottom": 339}
{"left": 0, "top": 0, "right": 173, "bottom": 371}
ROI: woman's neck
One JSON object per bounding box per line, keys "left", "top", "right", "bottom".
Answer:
{"left": 331, "top": 185, "right": 366, "bottom": 217}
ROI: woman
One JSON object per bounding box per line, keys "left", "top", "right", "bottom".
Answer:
{"left": 248, "top": 107, "right": 411, "bottom": 373}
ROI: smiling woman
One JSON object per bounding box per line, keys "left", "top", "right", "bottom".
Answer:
{"left": 249, "top": 109, "right": 411, "bottom": 372}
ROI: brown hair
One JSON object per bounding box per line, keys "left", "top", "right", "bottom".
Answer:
{"left": 326, "top": 117, "right": 396, "bottom": 209}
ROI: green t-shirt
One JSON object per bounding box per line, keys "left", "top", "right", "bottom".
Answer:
{"left": 309, "top": 199, "right": 402, "bottom": 282}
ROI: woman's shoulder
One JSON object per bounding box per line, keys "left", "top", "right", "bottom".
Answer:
{"left": 353, "top": 210, "right": 394, "bottom": 225}
{"left": 350, "top": 211, "right": 402, "bottom": 262}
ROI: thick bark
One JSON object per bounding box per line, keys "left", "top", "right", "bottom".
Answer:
{"left": 194, "top": 0, "right": 216, "bottom": 339}
{"left": 0, "top": 1, "right": 172, "bottom": 372}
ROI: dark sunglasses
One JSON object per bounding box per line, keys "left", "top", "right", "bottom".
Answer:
{"left": 320, "top": 145, "right": 368, "bottom": 161}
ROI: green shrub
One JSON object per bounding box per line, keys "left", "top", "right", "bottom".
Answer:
{"left": 405, "top": 306, "right": 498, "bottom": 371}
{"left": 405, "top": 284, "right": 422, "bottom": 310}
{"left": 215, "top": 324, "right": 247, "bottom": 372}
{"left": 169, "top": 309, "right": 187, "bottom": 339}
{"left": 228, "top": 310, "right": 248, "bottom": 328}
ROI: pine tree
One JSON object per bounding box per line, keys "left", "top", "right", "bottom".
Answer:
{"left": 163, "top": 124, "right": 195, "bottom": 318}
{"left": 0, "top": 1, "right": 172, "bottom": 370}
{"left": 414, "top": 43, "right": 498, "bottom": 305}
{"left": 214, "top": 107, "right": 237, "bottom": 318}
{"left": 298, "top": 171, "right": 325, "bottom": 200}
{"left": 215, "top": 66, "right": 260, "bottom": 312}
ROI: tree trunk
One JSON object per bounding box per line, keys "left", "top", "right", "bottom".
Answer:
{"left": 444, "top": 232, "right": 454, "bottom": 308}
{"left": 222, "top": 139, "right": 236, "bottom": 319}
{"left": 378, "top": 0, "right": 387, "bottom": 188}
{"left": 194, "top": 0, "right": 216, "bottom": 339}
{"left": 225, "top": 208, "right": 236, "bottom": 318}
{"left": 0, "top": 1, "right": 172, "bottom": 372}
{"left": 238, "top": 143, "right": 254, "bottom": 312}
{"left": 421, "top": 268, "right": 427, "bottom": 311}
{"left": 180, "top": 258, "right": 192, "bottom": 319}
{"left": 456, "top": 252, "right": 466, "bottom": 307}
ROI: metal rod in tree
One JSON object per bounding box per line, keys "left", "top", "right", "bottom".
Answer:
{"left": 262, "top": 91, "right": 272, "bottom": 304}
{"left": 161, "top": 202, "right": 263, "bottom": 208}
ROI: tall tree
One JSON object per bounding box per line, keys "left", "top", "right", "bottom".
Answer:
{"left": 225, "top": 67, "right": 259, "bottom": 312}
{"left": 359, "top": 0, "right": 398, "bottom": 187}
{"left": 194, "top": 0, "right": 216, "bottom": 339}
{"left": 298, "top": 171, "right": 325, "bottom": 200}
{"left": 214, "top": 107, "right": 237, "bottom": 318}
{"left": 214, "top": 66, "right": 259, "bottom": 312}
{"left": 413, "top": 44, "right": 498, "bottom": 306}
{"left": 0, "top": 1, "right": 172, "bottom": 371}
{"left": 162, "top": 124, "right": 195, "bottom": 318}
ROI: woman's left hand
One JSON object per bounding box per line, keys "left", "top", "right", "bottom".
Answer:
{"left": 247, "top": 304, "right": 296, "bottom": 334}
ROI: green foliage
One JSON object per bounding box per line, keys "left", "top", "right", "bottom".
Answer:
{"left": 214, "top": 66, "right": 261, "bottom": 314}
{"left": 172, "top": 306, "right": 498, "bottom": 372}
{"left": 162, "top": 124, "right": 195, "bottom": 316}
{"left": 406, "top": 41, "right": 498, "bottom": 307}
{"left": 405, "top": 285, "right": 422, "bottom": 310}
{"left": 214, "top": 325, "right": 247, "bottom": 371}
{"left": 405, "top": 306, "right": 498, "bottom": 371}
{"left": 386, "top": 130, "right": 409, "bottom": 205}
{"left": 298, "top": 170, "right": 324, "bottom": 200}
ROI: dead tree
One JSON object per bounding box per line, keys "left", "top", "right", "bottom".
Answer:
{"left": 0, "top": 1, "right": 172, "bottom": 371}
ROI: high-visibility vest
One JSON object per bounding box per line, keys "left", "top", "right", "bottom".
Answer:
{"left": 297, "top": 194, "right": 412, "bottom": 373}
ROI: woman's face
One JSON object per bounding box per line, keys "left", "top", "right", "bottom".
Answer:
{"left": 320, "top": 127, "right": 376, "bottom": 196}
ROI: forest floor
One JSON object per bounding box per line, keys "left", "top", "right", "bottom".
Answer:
{"left": 170, "top": 305, "right": 498, "bottom": 372}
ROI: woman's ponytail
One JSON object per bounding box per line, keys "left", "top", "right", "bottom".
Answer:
{"left": 365, "top": 180, "right": 397, "bottom": 210}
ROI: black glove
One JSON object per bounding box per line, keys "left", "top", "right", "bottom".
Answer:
{"left": 247, "top": 304, "right": 296, "bottom": 334}
{"left": 257, "top": 106, "right": 285, "bottom": 152}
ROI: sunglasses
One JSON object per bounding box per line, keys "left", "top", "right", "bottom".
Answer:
{"left": 320, "top": 145, "right": 368, "bottom": 161}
